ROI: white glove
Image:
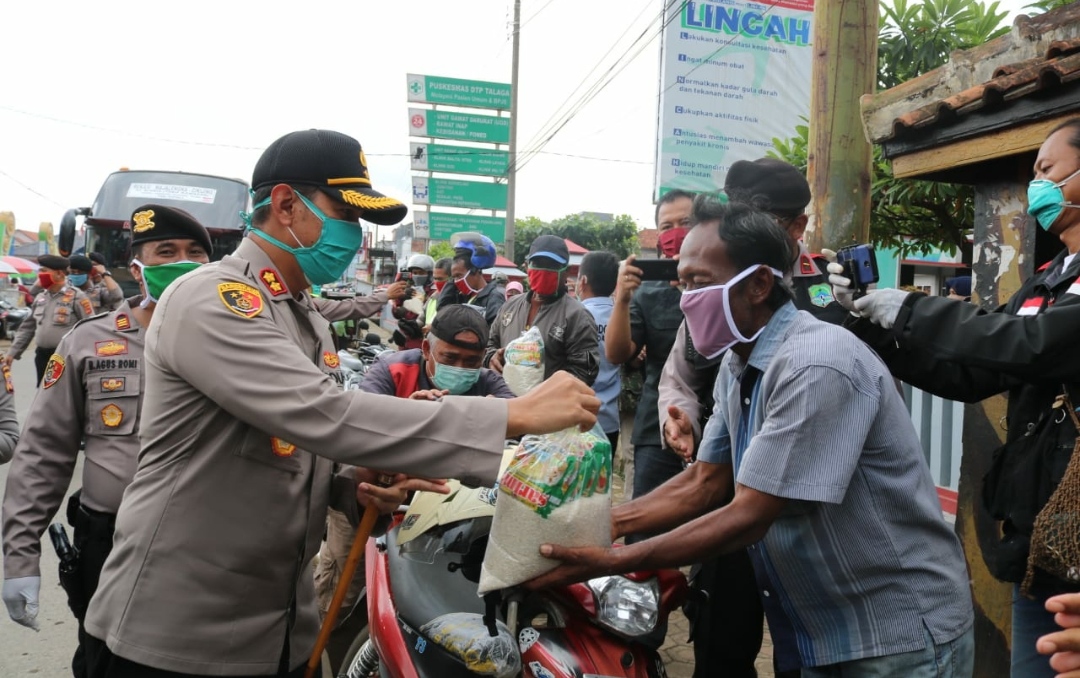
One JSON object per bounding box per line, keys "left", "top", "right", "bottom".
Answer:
{"left": 2, "top": 576, "right": 41, "bottom": 631}
{"left": 852, "top": 289, "right": 910, "bottom": 329}
{"left": 821, "top": 248, "right": 857, "bottom": 311}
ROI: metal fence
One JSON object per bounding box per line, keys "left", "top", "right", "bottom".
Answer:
{"left": 902, "top": 383, "right": 963, "bottom": 492}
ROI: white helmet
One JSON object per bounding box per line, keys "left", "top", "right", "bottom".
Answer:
{"left": 406, "top": 254, "right": 435, "bottom": 272}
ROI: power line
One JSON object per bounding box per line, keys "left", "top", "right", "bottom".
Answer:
{"left": 0, "top": 106, "right": 262, "bottom": 150}
{"left": 0, "top": 168, "right": 66, "bottom": 209}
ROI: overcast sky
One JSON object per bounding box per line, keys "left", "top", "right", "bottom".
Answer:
{"left": 0, "top": 0, "right": 1040, "bottom": 239}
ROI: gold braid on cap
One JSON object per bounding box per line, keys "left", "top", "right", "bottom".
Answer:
{"left": 339, "top": 190, "right": 404, "bottom": 210}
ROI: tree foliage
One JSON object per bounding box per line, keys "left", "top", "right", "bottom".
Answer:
{"left": 771, "top": 0, "right": 1014, "bottom": 255}
{"left": 427, "top": 241, "right": 455, "bottom": 261}
{"left": 512, "top": 213, "right": 640, "bottom": 266}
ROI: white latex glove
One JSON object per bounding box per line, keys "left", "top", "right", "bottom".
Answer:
{"left": 852, "top": 289, "right": 910, "bottom": 329}
{"left": 2, "top": 576, "right": 41, "bottom": 631}
{"left": 821, "top": 248, "right": 856, "bottom": 312}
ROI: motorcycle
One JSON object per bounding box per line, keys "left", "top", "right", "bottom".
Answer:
{"left": 337, "top": 472, "right": 688, "bottom": 678}
{"left": 337, "top": 335, "right": 394, "bottom": 390}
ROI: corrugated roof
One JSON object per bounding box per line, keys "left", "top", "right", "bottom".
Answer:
{"left": 861, "top": 2, "right": 1080, "bottom": 146}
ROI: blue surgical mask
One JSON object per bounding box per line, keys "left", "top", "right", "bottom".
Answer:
{"left": 250, "top": 192, "right": 363, "bottom": 286}
{"left": 68, "top": 273, "right": 88, "bottom": 287}
{"left": 1028, "top": 167, "right": 1080, "bottom": 231}
{"left": 428, "top": 344, "right": 481, "bottom": 395}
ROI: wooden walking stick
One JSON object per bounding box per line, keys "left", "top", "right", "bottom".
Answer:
{"left": 304, "top": 474, "right": 393, "bottom": 678}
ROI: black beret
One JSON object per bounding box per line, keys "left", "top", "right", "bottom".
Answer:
{"left": 129, "top": 204, "right": 213, "bottom": 255}
{"left": 88, "top": 252, "right": 107, "bottom": 266}
{"left": 38, "top": 254, "right": 70, "bottom": 270}
{"left": 69, "top": 255, "right": 93, "bottom": 272}
{"left": 725, "top": 158, "right": 811, "bottom": 216}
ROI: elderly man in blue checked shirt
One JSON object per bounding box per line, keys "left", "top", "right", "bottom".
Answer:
{"left": 529, "top": 197, "right": 974, "bottom": 678}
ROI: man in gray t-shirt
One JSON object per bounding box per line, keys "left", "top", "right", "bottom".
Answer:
{"left": 530, "top": 199, "right": 974, "bottom": 676}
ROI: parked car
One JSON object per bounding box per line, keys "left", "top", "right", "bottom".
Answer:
{"left": 0, "top": 299, "right": 30, "bottom": 340}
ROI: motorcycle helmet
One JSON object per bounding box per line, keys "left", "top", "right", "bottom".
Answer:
{"left": 450, "top": 232, "right": 497, "bottom": 271}
{"left": 405, "top": 253, "right": 435, "bottom": 273}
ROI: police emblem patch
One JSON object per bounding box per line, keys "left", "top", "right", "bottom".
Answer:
{"left": 115, "top": 314, "right": 131, "bottom": 331}
{"left": 95, "top": 339, "right": 129, "bottom": 357}
{"left": 101, "top": 377, "right": 125, "bottom": 392}
{"left": 323, "top": 352, "right": 340, "bottom": 369}
{"left": 132, "top": 209, "right": 155, "bottom": 233}
{"left": 42, "top": 354, "right": 65, "bottom": 389}
{"left": 259, "top": 268, "right": 287, "bottom": 296}
{"left": 807, "top": 283, "right": 836, "bottom": 308}
{"left": 271, "top": 437, "right": 296, "bottom": 457}
{"left": 217, "top": 282, "right": 264, "bottom": 319}
{"left": 101, "top": 404, "right": 123, "bottom": 428}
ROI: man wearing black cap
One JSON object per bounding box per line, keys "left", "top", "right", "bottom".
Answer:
{"left": 81, "top": 129, "right": 600, "bottom": 678}
{"left": 1, "top": 204, "right": 213, "bottom": 677}
{"left": 486, "top": 234, "right": 599, "bottom": 386}
{"left": 656, "top": 159, "right": 847, "bottom": 678}
{"left": 314, "top": 304, "right": 515, "bottom": 618}
{"left": 4, "top": 254, "right": 95, "bottom": 384}
{"left": 69, "top": 255, "right": 123, "bottom": 314}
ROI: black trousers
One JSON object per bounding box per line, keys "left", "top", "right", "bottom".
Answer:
{"left": 34, "top": 346, "right": 55, "bottom": 386}
{"left": 84, "top": 634, "right": 308, "bottom": 678}
{"left": 69, "top": 498, "right": 117, "bottom": 678}
{"left": 685, "top": 549, "right": 765, "bottom": 678}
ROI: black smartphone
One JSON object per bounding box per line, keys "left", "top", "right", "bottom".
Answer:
{"left": 635, "top": 259, "right": 680, "bottom": 281}
{"left": 836, "top": 244, "right": 879, "bottom": 296}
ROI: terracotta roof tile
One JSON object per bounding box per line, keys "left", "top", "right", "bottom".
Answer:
{"left": 862, "top": 3, "right": 1080, "bottom": 145}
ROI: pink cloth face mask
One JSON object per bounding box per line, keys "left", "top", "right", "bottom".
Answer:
{"left": 679, "top": 265, "right": 784, "bottom": 359}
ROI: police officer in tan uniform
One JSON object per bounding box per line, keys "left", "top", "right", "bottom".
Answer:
{"left": 4, "top": 255, "right": 95, "bottom": 384}
{"left": 69, "top": 254, "right": 124, "bottom": 314}
{"left": 80, "top": 129, "right": 599, "bottom": 678}
{"left": 1, "top": 205, "right": 213, "bottom": 677}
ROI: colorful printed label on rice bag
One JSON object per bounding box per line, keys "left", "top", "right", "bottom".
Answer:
{"left": 499, "top": 430, "right": 612, "bottom": 518}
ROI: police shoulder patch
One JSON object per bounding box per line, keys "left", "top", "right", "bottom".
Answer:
{"left": 42, "top": 354, "right": 65, "bottom": 389}
{"left": 217, "top": 282, "right": 264, "bottom": 319}
{"left": 79, "top": 298, "right": 94, "bottom": 316}
{"left": 115, "top": 314, "right": 131, "bottom": 331}
{"left": 807, "top": 283, "right": 836, "bottom": 308}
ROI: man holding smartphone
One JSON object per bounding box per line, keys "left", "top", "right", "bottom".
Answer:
{"left": 605, "top": 190, "right": 692, "bottom": 517}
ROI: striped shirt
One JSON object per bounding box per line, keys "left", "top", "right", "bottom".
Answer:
{"left": 698, "top": 303, "right": 972, "bottom": 667}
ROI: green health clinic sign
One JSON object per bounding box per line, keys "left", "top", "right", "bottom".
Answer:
{"left": 411, "top": 176, "right": 507, "bottom": 211}
{"left": 408, "top": 108, "right": 510, "bottom": 144}
{"left": 407, "top": 74, "right": 511, "bottom": 110}
{"left": 410, "top": 142, "right": 509, "bottom": 177}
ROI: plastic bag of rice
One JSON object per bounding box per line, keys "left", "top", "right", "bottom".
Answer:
{"left": 501, "top": 326, "right": 545, "bottom": 396}
{"left": 478, "top": 425, "right": 612, "bottom": 594}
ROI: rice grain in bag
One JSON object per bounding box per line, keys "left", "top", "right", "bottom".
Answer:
{"left": 502, "top": 326, "right": 545, "bottom": 396}
{"left": 478, "top": 425, "right": 612, "bottom": 594}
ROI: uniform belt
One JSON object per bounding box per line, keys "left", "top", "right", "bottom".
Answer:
{"left": 78, "top": 503, "right": 117, "bottom": 530}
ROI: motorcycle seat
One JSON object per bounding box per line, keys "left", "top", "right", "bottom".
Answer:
{"left": 385, "top": 524, "right": 487, "bottom": 630}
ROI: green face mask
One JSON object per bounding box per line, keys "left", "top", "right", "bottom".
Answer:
{"left": 134, "top": 259, "right": 203, "bottom": 303}
{"left": 250, "top": 192, "right": 364, "bottom": 286}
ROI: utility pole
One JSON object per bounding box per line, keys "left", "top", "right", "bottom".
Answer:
{"left": 805, "top": 0, "right": 878, "bottom": 253}
{"left": 505, "top": 0, "right": 521, "bottom": 260}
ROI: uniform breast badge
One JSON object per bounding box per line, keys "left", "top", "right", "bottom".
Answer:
{"left": 101, "top": 404, "right": 124, "bottom": 428}
{"left": 271, "top": 438, "right": 296, "bottom": 457}
{"left": 323, "top": 352, "right": 340, "bottom": 369}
